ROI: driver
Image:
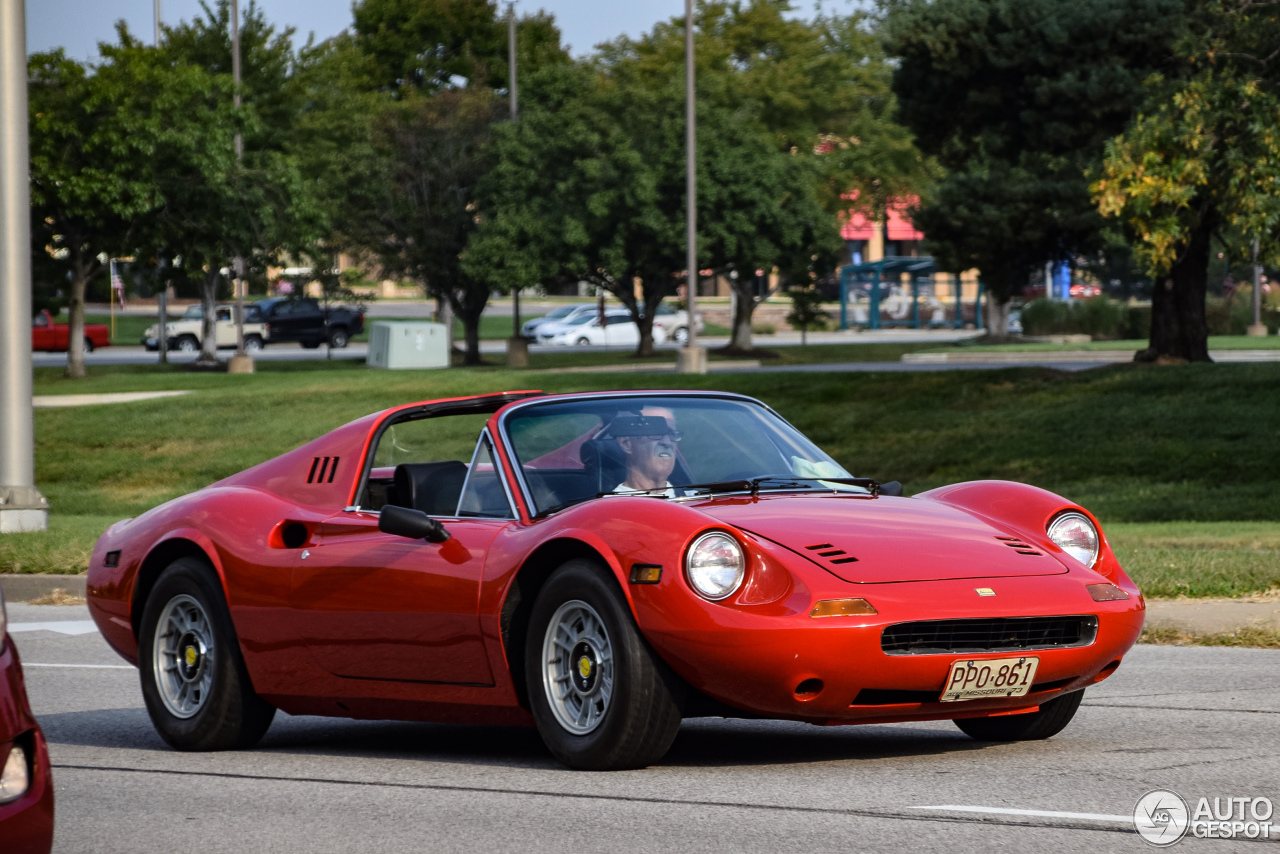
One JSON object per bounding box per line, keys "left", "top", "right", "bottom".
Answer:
{"left": 610, "top": 407, "right": 680, "bottom": 496}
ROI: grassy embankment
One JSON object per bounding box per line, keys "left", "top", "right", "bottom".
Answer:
{"left": 9, "top": 361, "right": 1280, "bottom": 607}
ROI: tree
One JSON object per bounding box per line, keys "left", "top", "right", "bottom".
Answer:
{"left": 883, "top": 0, "right": 1187, "bottom": 333}
{"left": 28, "top": 38, "right": 222, "bottom": 378}
{"left": 1093, "top": 0, "right": 1280, "bottom": 361}
{"left": 786, "top": 284, "right": 830, "bottom": 345}
{"left": 350, "top": 87, "right": 507, "bottom": 364}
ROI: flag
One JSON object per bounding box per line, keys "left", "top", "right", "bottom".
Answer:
{"left": 110, "top": 261, "right": 126, "bottom": 309}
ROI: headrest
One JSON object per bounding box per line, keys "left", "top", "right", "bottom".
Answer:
{"left": 393, "top": 461, "right": 468, "bottom": 516}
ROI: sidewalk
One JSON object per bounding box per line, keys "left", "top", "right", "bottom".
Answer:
{"left": 903, "top": 349, "right": 1280, "bottom": 365}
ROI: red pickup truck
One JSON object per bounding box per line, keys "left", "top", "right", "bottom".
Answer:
{"left": 31, "top": 310, "right": 112, "bottom": 352}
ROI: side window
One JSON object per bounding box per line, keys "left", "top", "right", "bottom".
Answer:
{"left": 33, "top": 314, "right": 48, "bottom": 327}
{"left": 458, "top": 434, "right": 514, "bottom": 519}
{"left": 216, "top": 308, "right": 232, "bottom": 322}
{"left": 359, "top": 412, "right": 492, "bottom": 515}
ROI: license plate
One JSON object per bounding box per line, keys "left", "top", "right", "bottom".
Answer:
{"left": 939, "top": 656, "right": 1040, "bottom": 702}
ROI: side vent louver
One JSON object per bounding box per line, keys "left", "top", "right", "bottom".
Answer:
{"left": 307, "top": 456, "right": 340, "bottom": 484}
{"left": 995, "top": 535, "right": 1042, "bottom": 556}
{"left": 804, "top": 543, "right": 859, "bottom": 565}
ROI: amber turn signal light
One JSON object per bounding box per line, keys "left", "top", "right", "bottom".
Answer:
{"left": 630, "top": 563, "right": 662, "bottom": 584}
{"left": 809, "top": 598, "right": 877, "bottom": 618}
{"left": 1087, "top": 583, "right": 1130, "bottom": 602}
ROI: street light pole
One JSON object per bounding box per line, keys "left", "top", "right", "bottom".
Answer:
{"left": 154, "top": 0, "right": 161, "bottom": 44}
{"left": 228, "top": 0, "right": 253, "bottom": 373}
{"left": 1249, "top": 238, "right": 1267, "bottom": 337}
{"left": 0, "top": 0, "right": 48, "bottom": 532}
{"left": 505, "top": 2, "right": 528, "bottom": 368}
{"left": 678, "top": 0, "right": 706, "bottom": 373}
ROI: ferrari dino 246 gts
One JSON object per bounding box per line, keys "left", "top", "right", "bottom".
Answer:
{"left": 87, "top": 390, "right": 1144, "bottom": 770}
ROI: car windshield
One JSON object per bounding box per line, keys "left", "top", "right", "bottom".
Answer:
{"left": 545, "top": 306, "right": 577, "bottom": 320}
{"left": 561, "top": 314, "right": 594, "bottom": 326}
{"left": 182, "top": 305, "right": 204, "bottom": 320}
{"left": 503, "top": 395, "right": 855, "bottom": 515}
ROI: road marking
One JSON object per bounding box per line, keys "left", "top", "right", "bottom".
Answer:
{"left": 22, "top": 663, "right": 132, "bottom": 670}
{"left": 912, "top": 806, "right": 1131, "bottom": 822}
{"left": 7, "top": 620, "right": 100, "bottom": 636}
{"left": 56, "top": 764, "right": 1138, "bottom": 836}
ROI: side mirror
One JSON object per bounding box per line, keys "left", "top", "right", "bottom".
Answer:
{"left": 378, "top": 505, "right": 451, "bottom": 543}
{"left": 879, "top": 481, "right": 904, "bottom": 497}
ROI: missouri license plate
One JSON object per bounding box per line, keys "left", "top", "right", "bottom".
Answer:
{"left": 939, "top": 656, "right": 1040, "bottom": 702}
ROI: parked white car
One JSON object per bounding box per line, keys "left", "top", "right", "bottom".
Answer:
{"left": 143, "top": 304, "right": 267, "bottom": 352}
{"left": 539, "top": 310, "right": 668, "bottom": 346}
{"left": 648, "top": 303, "right": 705, "bottom": 345}
{"left": 520, "top": 303, "right": 595, "bottom": 339}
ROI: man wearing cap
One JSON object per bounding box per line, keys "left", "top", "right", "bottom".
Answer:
{"left": 611, "top": 407, "right": 680, "bottom": 497}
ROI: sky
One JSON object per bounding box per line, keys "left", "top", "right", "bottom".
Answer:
{"left": 25, "top": 0, "right": 697, "bottom": 62}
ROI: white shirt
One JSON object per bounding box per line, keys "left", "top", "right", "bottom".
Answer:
{"left": 613, "top": 481, "right": 675, "bottom": 498}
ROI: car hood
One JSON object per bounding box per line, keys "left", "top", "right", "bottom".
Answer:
{"left": 694, "top": 493, "right": 1068, "bottom": 583}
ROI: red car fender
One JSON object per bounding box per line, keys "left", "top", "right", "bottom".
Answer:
{"left": 915, "top": 480, "right": 1138, "bottom": 591}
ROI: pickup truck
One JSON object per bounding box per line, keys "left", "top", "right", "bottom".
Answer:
{"left": 142, "top": 304, "right": 268, "bottom": 352}
{"left": 31, "top": 310, "right": 112, "bottom": 352}
{"left": 252, "top": 297, "right": 365, "bottom": 348}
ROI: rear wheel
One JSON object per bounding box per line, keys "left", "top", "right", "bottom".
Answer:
{"left": 243, "top": 334, "right": 264, "bottom": 352}
{"left": 953, "top": 689, "right": 1084, "bottom": 741}
{"left": 575, "top": 337, "right": 591, "bottom": 346}
{"left": 672, "top": 326, "right": 689, "bottom": 345}
{"left": 138, "top": 557, "right": 275, "bottom": 751}
{"left": 176, "top": 335, "right": 199, "bottom": 353}
{"left": 525, "top": 559, "right": 684, "bottom": 770}
{"left": 83, "top": 337, "right": 96, "bottom": 353}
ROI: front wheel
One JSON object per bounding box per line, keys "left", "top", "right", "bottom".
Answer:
{"left": 83, "top": 337, "right": 96, "bottom": 353}
{"left": 525, "top": 560, "right": 684, "bottom": 770}
{"left": 175, "top": 335, "right": 199, "bottom": 353}
{"left": 575, "top": 337, "right": 592, "bottom": 346}
{"left": 953, "top": 689, "right": 1084, "bottom": 741}
{"left": 672, "top": 326, "right": 689, "bottom": 345}
{"left": 243, "top": 334, "right": 264, "bottom": 352}
{"left": 138, "top": 557, "right": 276, "bottom": 751}
{"left": 328, "top": 327, "right": 349, "bottom": 348}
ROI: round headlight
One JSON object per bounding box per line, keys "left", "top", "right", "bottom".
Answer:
{"left": 1047, "top": 512, "right": 1099, "bottom": 567}
{"left": 685, "top": 532, "right": 745, "bottom": 601}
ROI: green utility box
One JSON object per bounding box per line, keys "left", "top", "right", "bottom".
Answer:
{"left": 366, "top": 321, "right": 450, "bottom": 369}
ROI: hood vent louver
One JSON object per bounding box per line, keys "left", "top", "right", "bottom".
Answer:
{"left": 995, "top": 535, "right": 1042, "bottom": 556}
{"left": 804, "top": 543, "right": 859, "bottom": 565}
{"left": 307, "top": 456, "right": 340, "bottom": 484}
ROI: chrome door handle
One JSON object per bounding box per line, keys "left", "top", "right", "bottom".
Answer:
{"left": 301, "top": 549, "right": 310, "bottom": 560}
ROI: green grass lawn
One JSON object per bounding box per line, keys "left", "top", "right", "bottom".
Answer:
{"left": 82, "top": 313, "right": 153, "bottom": 347}
{"left": 936, "top": 334, "right": 1280, "bottom": 353}
{"left": 12, "top": 361, "right": 1280, "bottom": 600}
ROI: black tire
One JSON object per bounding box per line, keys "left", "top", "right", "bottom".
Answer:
{"left": 575, "top": 337, "right": 592, "bottom": 346}
{"left": 83, "top": 337, "right": 96, "bottom": 353}
{"left": 176, "top": 335, "right": 199, "bottom": 353}
{"left": 525, "top": 559, "right": 685, "bottom": 770}
{"left": 138, "top": 557, "right": 276, "bottom": 751}
{"left": 243, "top": 334, "right": 264, "bottom": 352}
{"left": 328, "top": 327, "right": 350, "bottom": 348}
{"left": 953, "top": 689, "right": 1084, "bottom": 741}
{"left": 672, "top": 326, "right": 689, "bottom": 345}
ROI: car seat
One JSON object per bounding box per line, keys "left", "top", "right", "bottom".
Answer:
{"left": 393, "top": 461, "right": 468, "bottom": 517}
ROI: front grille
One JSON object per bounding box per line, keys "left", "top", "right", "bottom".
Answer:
{"left": 881, "top": 615, "right": 1098, "bottom": 655}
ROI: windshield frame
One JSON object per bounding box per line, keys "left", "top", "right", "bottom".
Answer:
{"left": 496, "top": 391, "right": 848, "bottom": 517}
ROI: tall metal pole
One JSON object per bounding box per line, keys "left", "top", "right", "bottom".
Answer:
{"left": 154, "top": 0, "right": 161, "bottom": 44}
{"left": 0, "top": 0, "right": 48, "bottom": 532}
{"left": 1249, "top": 238, "right": 1267, "bottom": 337}
{"left": 229, "top": 0, "right": 253, "bottom": 372}
{"left": 678, "top": 0, "right": 705, "bottom": 373}
{"left": 508, "top": 2, "right": 519, "bottom": 341}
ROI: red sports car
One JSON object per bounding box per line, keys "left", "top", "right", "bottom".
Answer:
{"left": 86, "top": 390, "right": 1144, "bottom": 770}
{"left": 0, "top": 590, "right": 56, "bottom": 853}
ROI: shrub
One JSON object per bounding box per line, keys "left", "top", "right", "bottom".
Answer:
{"left": 751, "top": 322, "right": 777, "bottom": 335}
{"left": 1020, "top": 296, "right": 1138, "bottom": 340}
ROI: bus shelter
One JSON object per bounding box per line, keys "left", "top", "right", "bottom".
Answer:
{"left": 838, "top": 258, "right": 985, "bottom": 331}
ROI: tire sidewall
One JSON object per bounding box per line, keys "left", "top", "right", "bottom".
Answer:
{"left": 329, "top": 328, "right": 349, "bottom": 348}
{"left": 525, "top": 560, "right": 675, "bottom": 769}
{"left": 138, "top": 558, "right": 254, "bottom": 750}
{"left": 244, "top": 334, "right": 263, "bottom": 352}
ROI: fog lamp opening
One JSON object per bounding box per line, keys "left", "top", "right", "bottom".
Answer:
{"left": 794, "top": 678, "right": 824, "bottom": 700}
{"left": 810, "top": 598, "right": 877, "bottom": 618}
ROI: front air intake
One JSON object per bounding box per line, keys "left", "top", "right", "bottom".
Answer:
{"left": 881, "top": 615, "right": 1098, "bottom": 655}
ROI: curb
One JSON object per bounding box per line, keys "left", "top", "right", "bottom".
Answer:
{"left": 0, "top": 575, "right": 87, "bottom": 602}
{"left": 902, "top": 349, "right": 1280, "bottom": 365}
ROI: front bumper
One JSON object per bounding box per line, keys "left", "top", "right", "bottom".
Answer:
{"left": 0, "top": 644, "right": 55, "bottom": 854}
{"left": 634, "top": 573, "right": 1144, "bottom": 724}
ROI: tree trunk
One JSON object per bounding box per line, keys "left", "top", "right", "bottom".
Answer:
{"left": 728, "top": 278, "right": 756, "bottom": 352}
{"left": 196, "top": 269, "right": 221, "bottom": 367}
{"left": 1138, "top": 215, "right": 1213, "bottom": 363}
{"left": 985, "top": 295, "right": 1011, "bottom": 338}
{"left": 64, "top": 258, "right": 90, "bottom": 380}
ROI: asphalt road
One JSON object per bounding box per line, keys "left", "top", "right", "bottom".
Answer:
{"left": 9, "top": 603, "right": 1278, "bottom": 853}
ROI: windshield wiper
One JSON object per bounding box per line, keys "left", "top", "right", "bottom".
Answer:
{"left": 646, "top": 476, "right": 883, "bottom": 498}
